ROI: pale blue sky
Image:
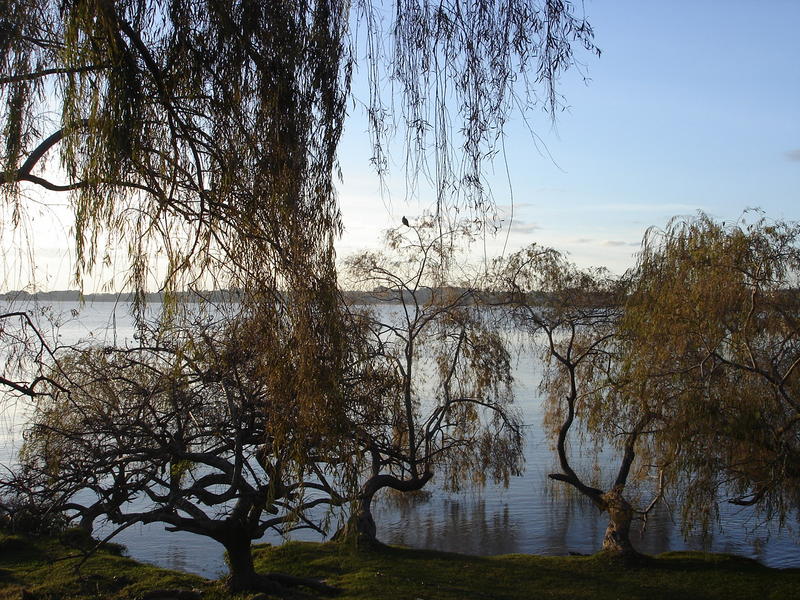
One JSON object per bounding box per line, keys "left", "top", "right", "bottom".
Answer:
{"left": 335, "top": 0, "right": 800, "bottom": 274}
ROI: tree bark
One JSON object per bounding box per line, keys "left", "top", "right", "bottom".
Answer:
{"left": 348, "top": 494, "right": 378, "bottom": 540}
{"left": 223, "top": 536, "right": 260, "bottom": 592}
{"left": 221, "top": 533, "right": 337, "bottom": 594}
{"left": 335, "top": 492, "right": 380, "bottom": 545}
{"left": 599, "top": 488, "right": 638, "bottom": 558}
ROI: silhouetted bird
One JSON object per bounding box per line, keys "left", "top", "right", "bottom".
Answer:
{"left": 402, "top": 216, "right": 409, "bottom": 226}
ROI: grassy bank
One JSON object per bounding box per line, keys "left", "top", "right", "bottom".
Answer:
{"left": 1, "top": 531, "right": 798, "bottom": 599}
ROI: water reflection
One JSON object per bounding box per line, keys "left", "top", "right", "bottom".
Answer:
{"left": 373, "top": 473, "right": 799, "bottom": 568}
{"left": 375, "top": 495, "right": 520, "bottom": 555}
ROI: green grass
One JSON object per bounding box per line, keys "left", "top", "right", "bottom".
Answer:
{"left": 2, "top": 531, "right": 799, "bottom": 599}
{"left": 0, "top": 530, "right": 228, "bottom": 600}
{"left": 255, "top": 542, "right": 800, "bottom": 600}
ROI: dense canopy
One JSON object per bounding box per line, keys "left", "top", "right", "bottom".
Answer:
{"left": 619, "top": 214, "right": 800, "bottom": 528}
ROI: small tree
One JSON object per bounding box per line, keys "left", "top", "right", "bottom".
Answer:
{"left": 340, "top": 218, "right": 523, "bottom": 542}
{"left": 3, "top": 308, "right": 353, "bottom": 594}
{"left": 497, "top": 245, "right": 662, "bottom": 558}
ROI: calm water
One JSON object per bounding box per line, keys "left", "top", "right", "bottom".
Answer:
{"left": 0, "top": 301, "right": 797, "bottom": 578}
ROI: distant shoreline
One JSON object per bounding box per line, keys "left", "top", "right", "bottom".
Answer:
{"left": 0, "top": 290, "right": 238, "bottom": 303}
{"left": 0, "top": 288, "right": 523, "bottom": 306}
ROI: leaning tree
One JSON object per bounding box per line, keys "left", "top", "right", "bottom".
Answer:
{"left": 496, "top": 245, "right": 667, "bottom": 558}
{"left": 499, "top": 215, "right": 800, "bottom": 559}
{"left": 340, "top": 217, "right": 523, "bottom": 542}
{"left": 4, "top": 307, "right": 358, "bottom": 594}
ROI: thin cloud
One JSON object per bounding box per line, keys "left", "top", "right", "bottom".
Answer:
{"left": 785, "top": 149, "right": 800, "bottom": 162}
{"left": 496, "top": 202, "right": 534, "bottom": 212}
{"left": 532, "top": 187, "right": 568, "bottom": 195}
{"left": 595, "top": 203, "right": 702, "bottom": 213}
{"left": 602, "top": 240, "right": 638, "bottom": 247}
{"left": 507, "top": 221, "right": 540, "bottom": 235}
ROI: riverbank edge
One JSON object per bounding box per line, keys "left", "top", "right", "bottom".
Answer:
{"left": 1, "top": 530, "right": 798, "bottom": 599}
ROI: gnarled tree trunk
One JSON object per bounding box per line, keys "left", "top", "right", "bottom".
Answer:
{"left": 335, "top": 488, "right": 381, "bottom": 545}
{"left": 221, "top": 530, "right": 339, "bottom": 594}
{"left": 222, "top": 534, "right": 282, "bottom": 594}
{"left": 599, "top": 488, "right": 638, "bottom": 558}
{"left": 347, "top": 494, "right": 378, "bottom": 541}
{"left": 337, "top": 472, "right": 433, "bottom": 544}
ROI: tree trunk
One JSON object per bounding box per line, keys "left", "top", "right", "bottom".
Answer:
{"left": 223, "top": 536, "right": 256, "bottom": 591}
{"left": 599, "top": 488, "right": 638, "bottom": 558}
{"left": 335, "top": 473, "right": 433, "bottom": 545}
{"left": 222, "top": 536, "right": 282, "bottom": 594}
{"left": 222, "top": 534, "right": 338, "bottom": 594}
{"left": 351, "top": 493, "right": 378, "bottom": 540}
{"left": 335, "top": 492, "right": 379, "bottom": 544}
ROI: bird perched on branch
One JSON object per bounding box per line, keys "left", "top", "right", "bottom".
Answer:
{"left": 402, "top": 216, "right": 409, "bottom": 227}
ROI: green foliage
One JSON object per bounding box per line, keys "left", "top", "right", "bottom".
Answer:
{"left": 0, "top": 0, "right": 597, "bottom": 298}
{"left": 2, "top": 0, "right": 350, "bottom": 294}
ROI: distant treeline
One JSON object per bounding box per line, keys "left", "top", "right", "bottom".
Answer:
{"left": 0, "top": 288, "right": 556, "bottom": 306}
{"left": 0, "top": 289, "right": 244, "bottom": 303}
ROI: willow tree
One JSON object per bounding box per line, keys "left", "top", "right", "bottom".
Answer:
{"left": 619, "top": 213, "right": 800, "bottom": 531}
{"left": 1, "top": 0, "right": 595, "bottom": 465}
{"left": 340, "top": 218, "right": 523, "bottom": 543}
{"left": 4, "top": 309, "right": 354, "bottom": 594}
{"left": 0, "top": 0, "right": 598, "bottom": 294}
{"left": 501, "top": 216, "right": 800, "bottom": 559}
{"left": 1, "top": 0, "right": 595, "bottom": 456}
{"left": 0, "top": 1, "right": 359, "bottom": 469}
{"left": 495, "top": 246, "right": 664, "bottom": 558}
